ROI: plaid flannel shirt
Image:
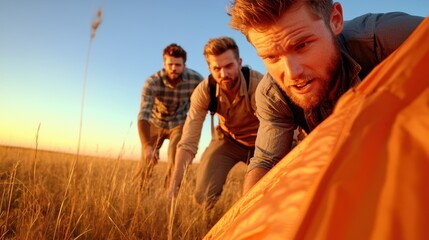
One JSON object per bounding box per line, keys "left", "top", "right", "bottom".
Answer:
{"left": 138, "top": 68, "right": 203, "bottom": 129}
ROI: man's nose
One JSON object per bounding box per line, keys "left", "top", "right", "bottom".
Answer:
{"left": 220, "top": 68, "right": 228, "bottom": 78}
{"left": 281, "top": 56, "right": 304, "bottom": 80}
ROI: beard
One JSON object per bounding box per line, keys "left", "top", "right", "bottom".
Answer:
{"left": 167, "top": 70, "right": 182, "bottom": 83}
{"left": 220, "top": 76, "right": 239, "bottom": 91}
{"left": 282, "top": 41, "right": 341, "bottom": 111}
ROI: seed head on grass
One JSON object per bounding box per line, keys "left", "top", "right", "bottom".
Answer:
{"left": 91, "top": 7, "right": 102, "bottom": 39}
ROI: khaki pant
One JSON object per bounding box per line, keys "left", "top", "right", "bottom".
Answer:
{"left": 194, "top": 127, "right": 254, "bottom": 207}
{"left": 147, "top": 123, "right": 183, "bottom": 188}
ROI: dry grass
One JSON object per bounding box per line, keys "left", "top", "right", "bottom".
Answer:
{"left": 0, "top": 6, "right": 247, "bottom": 240}
{"left": 0, "top": 145, "right": 246, "bottom": 240}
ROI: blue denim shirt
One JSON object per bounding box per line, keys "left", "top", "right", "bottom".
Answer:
{"left": 249, "top": 12, "right": 423, "bottom": 172}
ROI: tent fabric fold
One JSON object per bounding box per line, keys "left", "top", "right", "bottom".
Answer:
{"left": 205, "top": 17, "right": 429, "bottom": 240}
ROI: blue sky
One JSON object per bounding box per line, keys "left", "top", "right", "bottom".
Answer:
{"left": 0, "top": 1, "right": 427, "bottom": 161}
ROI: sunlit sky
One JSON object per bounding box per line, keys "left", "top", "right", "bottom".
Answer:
{"left": 1, "top": 1, "right": 427, "bottom": 161}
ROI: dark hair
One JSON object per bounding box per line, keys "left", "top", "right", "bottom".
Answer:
{"left": 163, "top": 43, "right": 187, "bottom": 63}
{"left": 228, "top": 0, "right": 333, "bottom": 37}
{"left": 203, "top": 36, "right": 239, "bottom": 64}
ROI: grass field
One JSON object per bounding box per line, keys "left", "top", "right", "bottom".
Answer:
{"left": 0, "top": 145, "right": 246, "bottom": 240}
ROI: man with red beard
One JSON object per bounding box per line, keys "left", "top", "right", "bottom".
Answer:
{"left": 137, "top": 43, "right": 203, "bottom": 188}
{"left": 227, "top": 0, "right": 423, "bottom": 193}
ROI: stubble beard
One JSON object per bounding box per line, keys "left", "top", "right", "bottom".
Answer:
{"left": 167, "top": 71, "right": 182, "bottom": 84}
{"left": 221, "top": 77, "right": 238, "bottom": 91}
{"left": 284, "top": 41, "right": 341, "bottom": 111}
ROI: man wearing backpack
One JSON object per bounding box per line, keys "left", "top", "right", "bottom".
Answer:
{"left": 167, "top": 36, "right": 263, "bottom": 208}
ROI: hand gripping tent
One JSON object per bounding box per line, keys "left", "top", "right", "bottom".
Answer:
{"left": 205, "top": 17, "right": 429, "bottom": 240}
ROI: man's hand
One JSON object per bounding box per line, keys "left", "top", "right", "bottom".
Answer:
{"left": 142, "top": 145, "right": 159, "bottom": 165}
{"left": 243, "top": 167, "right": 269, "bottom": 194}
{"left": 167, "top": 149, "right": 194, "bottom": 201}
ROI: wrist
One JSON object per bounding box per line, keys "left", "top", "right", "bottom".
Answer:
{"left": 142, "top": 143, "right": 152, "bottom": 150}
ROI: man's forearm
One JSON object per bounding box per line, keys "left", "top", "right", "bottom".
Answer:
{"left": 243, "top": 167, "right": 269, "bottom": 194}
{"left": 138, "top": 119, "right": 151, "bottom": 147}
{"left": 169, "top": 148, "right": 194, "bottom": 196}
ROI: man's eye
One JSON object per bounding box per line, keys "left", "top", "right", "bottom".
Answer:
{"left": 265, "top": 56, "right": 280, "bottom": 64}
{"left": 296, "top": 42, "right": 310, "bottom": 50}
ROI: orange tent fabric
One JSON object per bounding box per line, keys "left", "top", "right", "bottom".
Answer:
{"left": 205, "top": 16, "right": 429, "bottom": 240}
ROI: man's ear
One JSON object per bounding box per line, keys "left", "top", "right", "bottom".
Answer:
{"left": 330, "top": 2, "right": 344, "bottom": 35}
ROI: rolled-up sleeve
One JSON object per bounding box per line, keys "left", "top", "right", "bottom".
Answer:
{"left": 248, "top": 75, "right": 297, "bottom": 172}
{"left": 177, "top": 80, "right": 210, "bottom": 156}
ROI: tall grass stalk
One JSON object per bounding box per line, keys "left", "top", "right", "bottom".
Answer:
{"left": 168, "top": 198, "right": 175, "bottom": 240}
{"left": 2, "top": 161, "right": 19, "bottom": 237}
{"left": 54, "top": 7, "right": 103, "bottom": 240}
{"left": 117, "top": 122, "right": 133, "bottom": 162}
{"left": 168, "top": 163, "right": 191, "bottom": 240}
{"left": 32, "top": 122, "right": 41, "bottom": 185}
{"left": 77, "top": 6, "right": 102, "bottom": 161}
{"left": 109, "top": 122, "right": 133, "bottom": 194}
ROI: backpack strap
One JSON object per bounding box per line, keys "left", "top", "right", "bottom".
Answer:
{"left": 241, "top": 66, "right": 250, "bottom": 90}
{"left": 208, "top": 74, "right": 217, "bottom": 116}
{"left": 208, "top": 66, "right": 251, "bottom": 115}
{"left": 208, "top": 66, "right": 251, "bottom": 135}
{"left": 208, "top": 74, "right": 217, "bottom": 136}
